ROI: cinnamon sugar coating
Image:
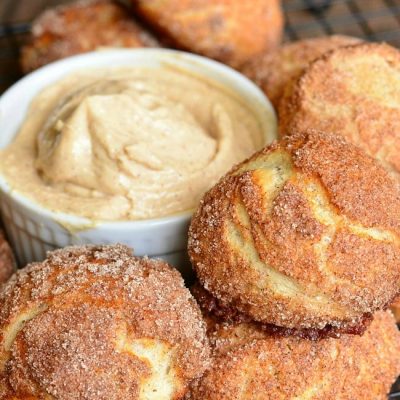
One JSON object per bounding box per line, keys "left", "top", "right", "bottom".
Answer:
{"left": 0, "top": 231, "right": 15, "bottom": 286}
{"left": 279, "top": 42, "right": 400, "bottom": 180}
{"left": 241, "top": 35, "right": 362, "bottom": 109}
{"left": 21, "top": 0, "right": 159, "bottom": 73}
{"left": 187, "top": 310, "right": 400, "bottom": 400}
{"left": 130, "top": 0, "right": 283, "bottom": 68}
{"left": 191, "top": 283, "right": 372, "bottom": 340}
{"left": 188, "top": 130, "right": 400, "bottom": 331}
{"left": 0, "top": 244, "right": 210, "bottom": 400}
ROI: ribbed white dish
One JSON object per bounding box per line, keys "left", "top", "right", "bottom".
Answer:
{"left": 0, "top": 48, "right": 277, "bottom": 274}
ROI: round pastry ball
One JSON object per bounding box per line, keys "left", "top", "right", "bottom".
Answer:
{"left": 0, "top": 245, "right": 210, "bottom": 400}
{"left": 188, "top": 310, "right": 400, "bottom": 400}
{"left": 241, "top": 35, "right": 362, "bottom": 109}
{"left": 130, "top": 0, "right": 283, "bottom": 68}
{"left": 279, "top": 42, "right": 400, "bottom": 179}
{"left": 188, "top": 130, "right": 400, "bottom": 332}
{"left": 21, "top": 0, "right": 159, "bottom": 73}
{"left": 0, "top": 231, "right": 15, "bottom": 285}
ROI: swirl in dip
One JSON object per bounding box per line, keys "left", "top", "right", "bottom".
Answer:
{"left": 0, "top": 67, "right": 266, "bottom": 220}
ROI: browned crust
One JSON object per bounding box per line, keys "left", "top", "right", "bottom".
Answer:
{"left": 391, "top": 296, "right": 400, "bottom": 323}
{"left": 286, "top": 130, "right": 400, "bottom": 231}
{"left": 191, "top": 283, "right": 373, "bottom": 340}
{"left": 0, "top": 231, "right": 15, "bottom": 286}
{"left": 130, "top": 0, "right": 283, "bottom": 68}
{"left": 241, "top": 35, "right": 362, "bottom": 109}
{"left": 188, "top": 130, "right": 400, "bottom": 331}
{"left": 20, "top": 0, "right": 160, "bottom": 73}
{"left": 0, "top": 244, "right": 210, "bottom": 399}
{"left": 188, "top": 310, "right": 400, "bottom": 400}
{"left": 279, "top": 42, "right": 400, "bottom": 180}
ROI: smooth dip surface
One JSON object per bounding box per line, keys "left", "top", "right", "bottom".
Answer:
{"left": 0, "top": 66, "right": 267, "bottom": 220}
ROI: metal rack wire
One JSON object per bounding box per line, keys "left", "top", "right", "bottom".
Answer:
{"left": 284, "top": 0, "right": 400, "bottom": 44}
{"left": 1, "top": 0, "right": 400, "bottom": 92}
{"left": 0, "top": 0, "right": 400, "bottom": 397}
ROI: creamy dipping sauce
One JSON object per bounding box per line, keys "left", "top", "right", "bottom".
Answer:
{"left": 0, "top": 67, "right": 266, "bottom": 220}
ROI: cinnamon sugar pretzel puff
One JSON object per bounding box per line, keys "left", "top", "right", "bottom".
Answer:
{"left": 188, "top": 310, "right": 400, "bottom": 400}
{"left": 241, "top": 35, "right": 362, "bottom": 109}
{"left": 21, "top": 0, "right": 159, "bottom": 73}
{"left": 0, "top": 245, "right": 210, "bottom": 400}
{"left": 130, "top": 0, "right": 283, "bottom": 68}
{"left": 279, "top": 42, "right": 400, "bottom": 179}
{"left": 188, "top": 130, "right": 400, "bottom": 333}
{"left": 0, "top": 231, "right": 15, "bottom": 286}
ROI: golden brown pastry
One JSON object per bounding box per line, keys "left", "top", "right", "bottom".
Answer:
{"left": 188, "top": 310, "right": 400, "bottom": 400}
{"left": 390, "top": 296, "right": 400, "bottom": 323}
{"left": 0, "top": 231, "right": 15, "bottom": 286}
{"left": 21, "top": 0, "right": 159, "bottom": 73}
{"left": 0, "top": 244, "right": 210, "bottom": 399}
{"left": 130, "top": 0, "right": 284, "bottom": 68}
{"left": 188, "top": 130, "right": 400, "bottom": 333}
{"left": 241, "top": 35, "right": 362, "bottom": 109}
{"left": 279, "top": 42, "right": 400, "bottom": 179}
{"left": 191, "top": 283, "right": 369, "bottom": 339}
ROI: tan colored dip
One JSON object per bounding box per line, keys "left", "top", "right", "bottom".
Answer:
{"left": 0, "top": 67, "right": 266, "bottom": 220}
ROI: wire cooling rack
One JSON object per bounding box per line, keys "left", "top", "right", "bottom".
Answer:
{"left": 284, "top": 0, "right": 400, "bottom": 44}
{"left": 0, "top": 0, "right": 400, "bottom": 397}
{"left": 0, "top": 0, "right": 399, "bottom": 91}
{"left": 1, "top": 0, "right": 400, "bottom": 92}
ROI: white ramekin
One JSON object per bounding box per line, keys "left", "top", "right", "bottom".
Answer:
{"left": 0, "top": 48, "right": 277, "bottom": 274}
